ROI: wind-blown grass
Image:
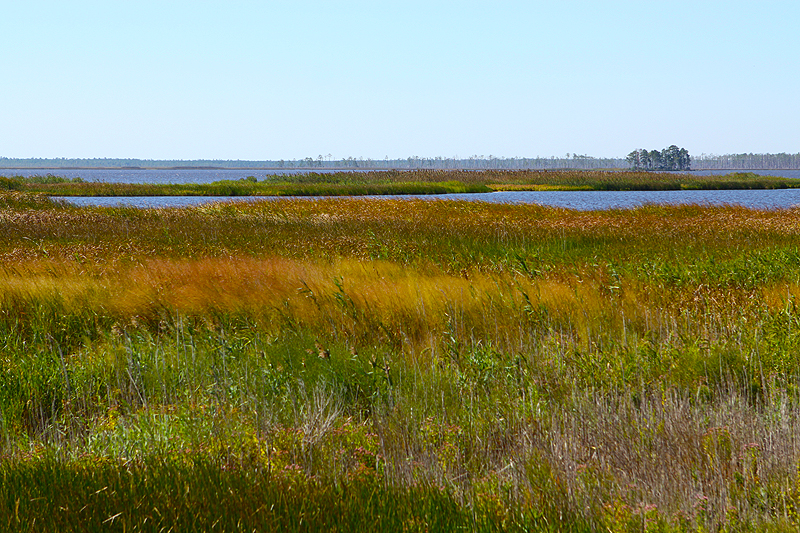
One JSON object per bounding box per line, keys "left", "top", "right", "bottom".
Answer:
{"left": 3, "top": 192, "right": 800, "bottom": 530}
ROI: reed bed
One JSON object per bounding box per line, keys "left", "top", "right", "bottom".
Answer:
{"left": 3, "top": 193, "right": 800, "bottom": 531}
{"left": 3, "top": 169, "right": 796, "bottom": 196}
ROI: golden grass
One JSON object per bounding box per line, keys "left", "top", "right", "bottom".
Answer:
{"left": 6, "top": 195, "right": 800, "bottom": 530}
{"left": 0, "top": 250, "right": 774, "bottom": 365}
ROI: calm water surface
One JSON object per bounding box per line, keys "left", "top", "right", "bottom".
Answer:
{"left": 57, "top": 189, "right": 800, "bottom": 211}
{"left": 1, "top": 168, "right": 361, "bottom": 184}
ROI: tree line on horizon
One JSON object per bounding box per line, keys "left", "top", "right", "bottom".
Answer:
{"left": 2, "top": 152, "right": 799, "bottom": 170}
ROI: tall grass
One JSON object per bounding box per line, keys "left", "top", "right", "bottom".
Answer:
{"left": 3, "top": 192, "right": 800, "bottom": 530}
{"left": 5, "top": 169, "right": 797, "bottom": 196}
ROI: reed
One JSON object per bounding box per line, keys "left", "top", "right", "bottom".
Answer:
{"left": 5, "top": 169, "right": 797, "bottom": 196}
{"left": 3, "top": 192, "right": 800, "bottom": 530}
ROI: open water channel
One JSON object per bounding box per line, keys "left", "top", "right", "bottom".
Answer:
{"left": 47, "top": 189, "right": 800, "bottom": 211}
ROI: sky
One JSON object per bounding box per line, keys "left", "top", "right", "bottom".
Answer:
{"left": 2, "top": 0, "right": 798, "bottom": 160}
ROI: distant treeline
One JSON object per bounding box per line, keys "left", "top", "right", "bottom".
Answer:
{"left": 0, "top": 155, "right": 627, "bottom": 170}
{"left": 691, "top": 153, "right": 800, "bottom": 170}
{"left": 2, "top": 153, "right": 799, "bottom": 170}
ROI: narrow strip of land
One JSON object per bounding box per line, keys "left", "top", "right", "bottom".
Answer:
{"left": 2, "top": 169, "right": 798, "bottom": 196}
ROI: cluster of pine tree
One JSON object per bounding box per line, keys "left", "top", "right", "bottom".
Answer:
{"left": 626, "top": 145, "right": 691, "bottom": 171}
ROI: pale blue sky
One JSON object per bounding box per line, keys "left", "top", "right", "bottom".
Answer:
{"left": 2, "top": 1, "right": 798, "bottom": 160}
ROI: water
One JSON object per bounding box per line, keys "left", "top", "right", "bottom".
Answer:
{"left": 0, "top": 168, "right": 363, "bottom": 184}
{"left": 56, "top": 189, "right": 800, "bottom": 210}
{"left": 59, "top": 196, "right": 269, "bottom": 208}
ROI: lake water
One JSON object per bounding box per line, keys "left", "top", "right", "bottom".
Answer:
{"left": 56, "top": 189, "right": 800, "bottom": 211}
{"left": 1, "top": 168, "right": 364, "bottom": 184}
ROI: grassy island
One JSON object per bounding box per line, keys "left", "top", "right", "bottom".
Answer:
{"left": 3, "top": 191, "right": 800, "bottom": 530}
{"left": 2, "top": 169, "right": 798, "bottom": 197}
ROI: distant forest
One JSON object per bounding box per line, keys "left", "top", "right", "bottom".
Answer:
{"left": 1, "top": 153, "right": 799, "bottom": 170}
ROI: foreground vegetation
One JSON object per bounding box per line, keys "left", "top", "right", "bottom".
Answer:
{"left": 3, "top": 191, "right": 800, "bottom": 530}
{"left": 2, "top": 169, "right": 798, "bottom": 197}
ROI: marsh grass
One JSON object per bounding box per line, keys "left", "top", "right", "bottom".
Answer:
{"left": 4, "top": 193, "right": 800, "bottom": 530}
{"left": 5, "top": 169, "right": 797, "bottom": 197}
{"left": 8, "top": 173, "right": 492, "bottom": 197}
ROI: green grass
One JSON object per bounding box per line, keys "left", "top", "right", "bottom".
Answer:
{"left": 2, "top": 169, "right": 797, "bottom": 196}
{"left": 1, "top": 457, "right": 510, "bottom": 532}
{"left": 4, "top": 193, "right": 800, "bottom": 530}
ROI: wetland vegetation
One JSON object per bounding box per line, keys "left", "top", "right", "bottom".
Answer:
{"left": 2, "top": 169, "right": 799, "bottom": 198}
{"left": 3, "top": 191, "right": 800, "bottom": 530}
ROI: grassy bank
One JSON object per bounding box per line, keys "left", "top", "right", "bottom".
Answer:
{"left": 3, "top": 192, "right": 800, "bottom": 530}
{"left": 2, "top": 169, "right": 797, "bottom": 196}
